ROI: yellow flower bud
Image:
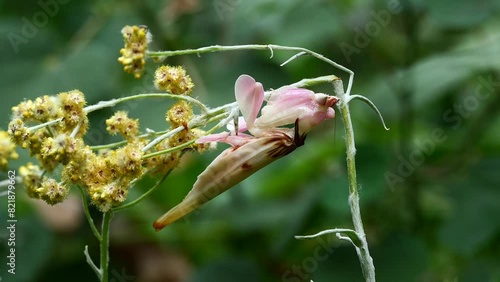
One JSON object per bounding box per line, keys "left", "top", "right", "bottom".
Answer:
{"left": 118, "top": 25, "right": 151, "bottom": 79}
{"left": 154, "top": 65, "right": 194, "bottom": 95}
{"left": 106, "top": 111, "right": 139, "bottom": 141}
{"left": 0, "top": 130, "right": 18, "bottom": 170}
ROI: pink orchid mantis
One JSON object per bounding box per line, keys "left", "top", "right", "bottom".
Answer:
{"left": 154, "top": 75, "right": 338, "bottom": 231}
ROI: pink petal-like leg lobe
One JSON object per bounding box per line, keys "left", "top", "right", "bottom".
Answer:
{"left": 234, "top": 75, "right": 264, "bottom": 129}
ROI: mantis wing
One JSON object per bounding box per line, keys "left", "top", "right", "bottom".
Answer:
{"left": 153, "top": 130, "right": 299, "bottom": 230}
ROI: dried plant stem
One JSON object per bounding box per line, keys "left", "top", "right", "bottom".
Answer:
{"left": 147, "top": 44, "right": 353, "bottom": 95}
{"left": 334, "top": 79, "right": 376, "bottom": 281}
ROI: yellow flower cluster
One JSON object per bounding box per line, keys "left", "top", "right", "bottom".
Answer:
{"left": 58, "top": 120, "right": 145, "bottom": 211}
{"left": 143, "top": 97, "right": 207, "bottom": 175}
{"left": 9, "top": 90, "right": 87, "bottom": 168}
{"left": 0, "top": 130, "right": 19, "bottom": 170}
{"left": 8, "top": 119, "right": 30, "bottom": 149}
{"left": 71, "top": 142, "right": 144, "bottom": 212}
{"left": 154, "top": 65, "right": 195, "bottom": 95}
{"left": 9, "top": 91, "right": 88, "bottom": 135}
{"left": 166, "top": 102, "right": 210, "bottom": 153}
{"left": 8, "top": 91, "right": 87, "bottom": 204}
{"left": 106, "top": 111, "right": 139, "bottom": 141}
{"left": 166, "top": 100, "right": 205, "bottom": 149}
{"left": 59, "top": 90, "right": 89, "bottom": 137}
{"left": 19, "top": 163, "right": 44, "bottom": 198}
{"left": 167, "top": 100, "right": 193, "bottom": 129}
{"left": 19, "top": 163, "right": 68, "bottom": 205}
{"left": 38, "top": 178, "right": 69, "bottom": 205}
{"left": 7, "top": 90, "right": 149, "bottom": 210}
{"left": 118, "top": 25, "right": 151, "bottom": 79}
{"left": 7, "top": 40, "right": 212, "bottom": 211}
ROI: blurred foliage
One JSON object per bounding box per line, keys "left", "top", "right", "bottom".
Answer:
{"left": 0, "top": 0, "right": 500, "bottom": 281}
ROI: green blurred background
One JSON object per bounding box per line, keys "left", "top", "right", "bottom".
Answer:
{"left": 1, "top": 0, "right": 500, "bottom": 281}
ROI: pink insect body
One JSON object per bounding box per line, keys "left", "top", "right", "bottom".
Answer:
{"left": 154, "top": 75, "right": 337, "bottom": 231}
